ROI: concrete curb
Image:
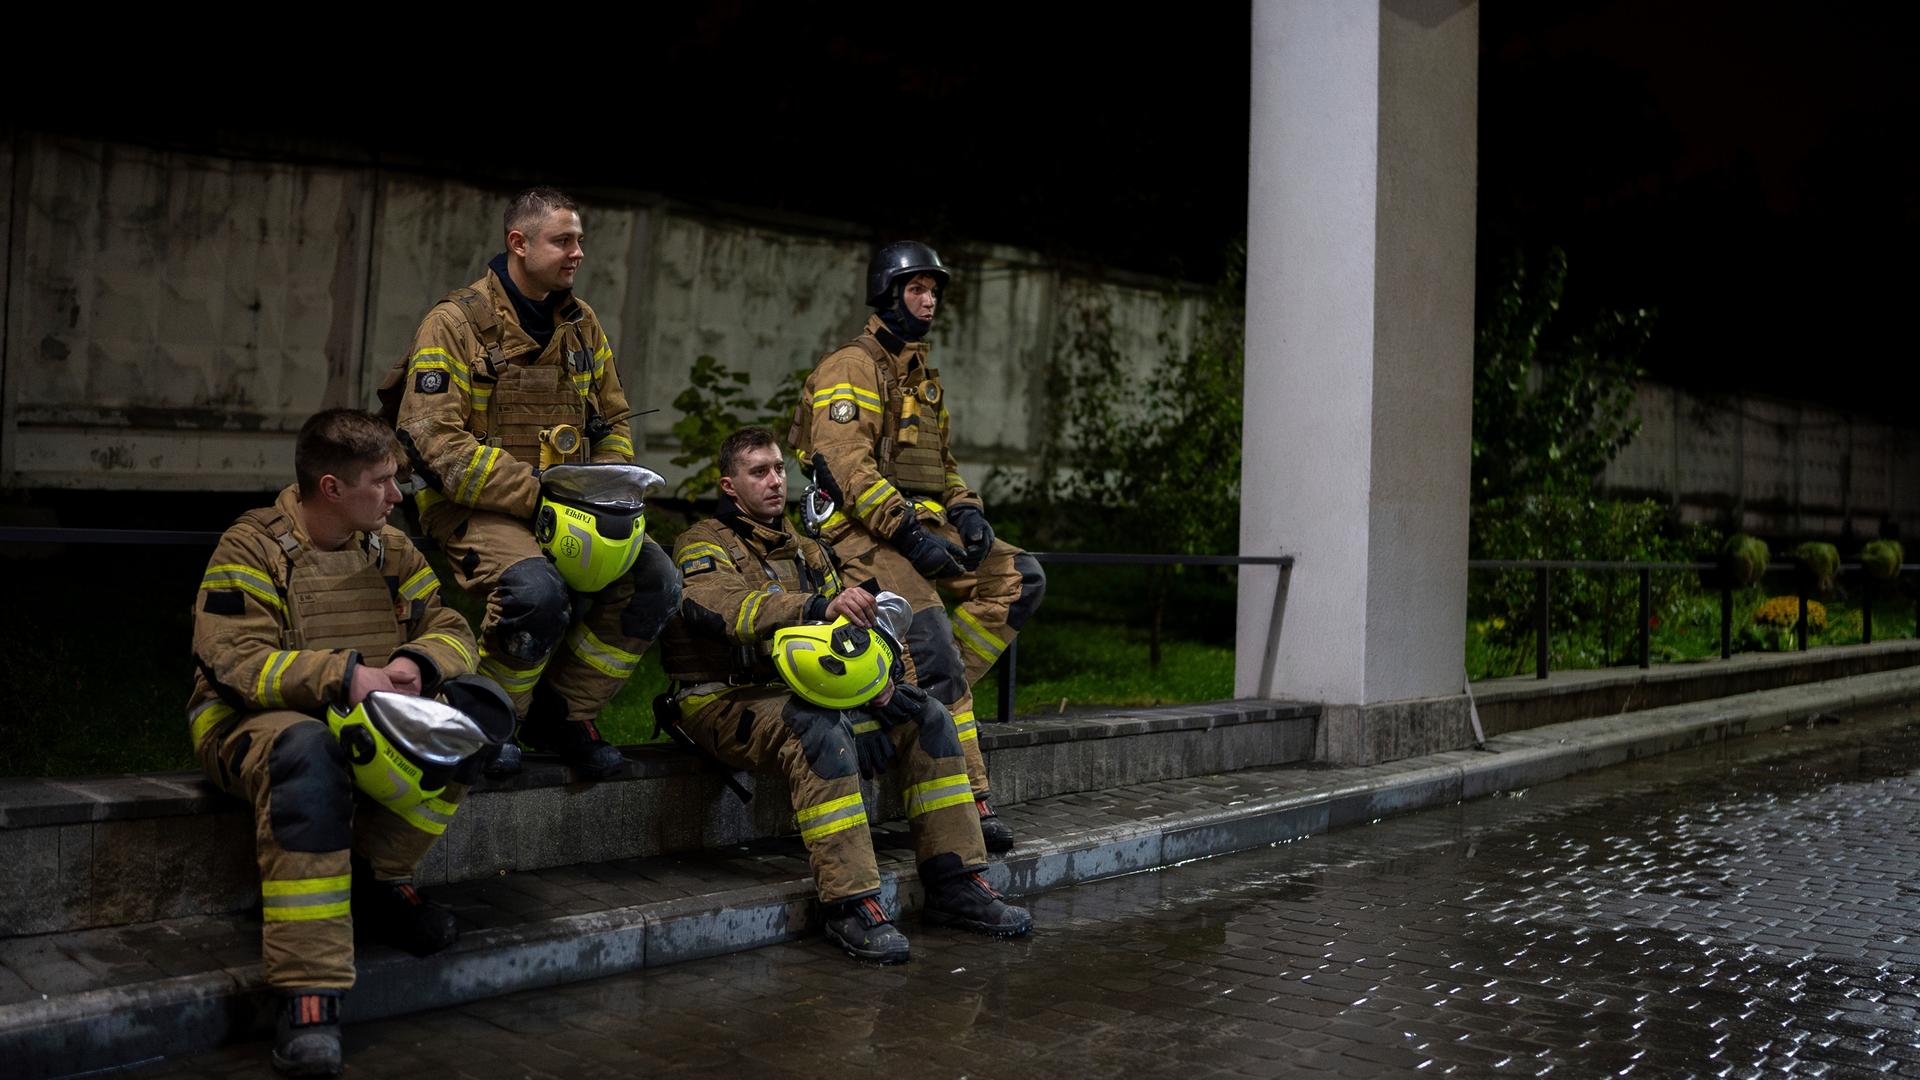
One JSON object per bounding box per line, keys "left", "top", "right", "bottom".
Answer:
{"left": 9, "top": 668, "right": 1917, "bottom": 1077}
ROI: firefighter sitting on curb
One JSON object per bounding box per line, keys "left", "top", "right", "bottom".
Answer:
{"left": 187, "top": 409, "right": 513, "bottom": 1076}
{"left": 792, "top": 241, "right": 1046, "bottom": 854}
{"left": 659, "top": 426, "right": 1032, "bottom": 963}
{"left": 386, "top": 186, "right": 680, "bottom": 780}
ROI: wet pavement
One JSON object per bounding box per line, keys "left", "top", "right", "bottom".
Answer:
{"left": 130, "top": 704, "right": 1920, "bottom": 1078}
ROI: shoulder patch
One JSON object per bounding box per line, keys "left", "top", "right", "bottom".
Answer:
{"left": 202, "top": 589, "right": 247, "bottom": 616}
{"left": 828, "top": 400, "right": 857, "bottom": 424}
{"left": 415, "top": 370, "right": 448, "bottom": 394}
{"left": 682, "top": 556, "right": 717, "bottom": 578}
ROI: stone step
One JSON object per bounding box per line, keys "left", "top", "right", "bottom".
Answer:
{"left": 5, "top": 670, "right": 1912, "bottom": 1078}
{"left": 0, "top": 701, "right": 1318, "bottom": 936}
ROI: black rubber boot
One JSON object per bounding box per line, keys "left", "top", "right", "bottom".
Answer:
{"left": 353, "top": 876, "right": 457, "bottom": 957}
{"left": 976, "top": 795, "right": 1014, "bottom": 853}
{"left": 270, "top": 990, "right": 343, "bottom": 1077}
{"left": 522, "top": 687, "right": 626, "bottom": 780}
{"left": 481, "top": 741, "right": 524, "bottom": 778}
{"left": 822, "top": 894, "right": 911, "bottom": 964}
{"left": 923, "top": 870, "right": 1033, "bottom": 937}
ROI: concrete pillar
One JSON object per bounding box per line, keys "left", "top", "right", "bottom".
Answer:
{"left": 1235, "top": 0, "right": 1479, "bottom": 764}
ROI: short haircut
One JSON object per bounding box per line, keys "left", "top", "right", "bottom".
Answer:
{"left": 295, "top": 409, "right": 399, "bottom": 497}
{"left": 718, "top": 426, "right": 780, "bottom": 479}
{"left": 504, "top": 186, "right": 579, "bottom": 240}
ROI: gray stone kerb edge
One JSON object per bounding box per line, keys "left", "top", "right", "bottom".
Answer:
{"left": 8, "top": 670, "right": 1915, "bottom": 1077}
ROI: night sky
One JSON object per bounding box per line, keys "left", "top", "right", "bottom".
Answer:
{"left": 14, "top": 1, "right": 1915, "bottom": 417}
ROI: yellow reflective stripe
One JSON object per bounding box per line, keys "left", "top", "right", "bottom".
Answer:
{"left": 597, "top": 433, "right": 633, "bottom": 458}
{"left": 456, "top": 446, "right": 501, "bottom": 505}
{"left": 953, "top": 608, "right": 1007, "bottom": 663}
{"left": 795, "top": 791, "right": 864, "bottom": 823}
{"left": 571, "top": 370, "right": 595, "bottom": 396}
{"left": 954, "top": 709, "right": 978, "bottom": 743}
{"left": 734, "top": 589, "right": 771, "bottom": 639}
{"left": 188, "top": 700, "right": 237, "bottom": 746}
{"left": 567, "top": 625, "right": 641, "bottom": 679}
{"left": 408, "top": 349, "right": 472, "bottom": 393}
{"left": 811, "top": 382, "right": 884, "bottom": 408}
{"left": 261, "top": 873, "right": 352, "bottom": 922}
{"left": 677, "top": 542, "right": 732, "bottom": 568}
{"left": 254, "top": 650, "right": 297, "bottom": 708}
{"left": 903, "top": 773, "right": 974, "bottom": 818}
{"left": 795, "top": 792, "right": 869, "bottom": 842}
{"left": 479, "top": 652, "right": 548, "bottom": 693}
{"left": 201, "top": 565, "right": 285, "bottom": 612}
{"left": 913, "top": 497, "right": 945, "bottom": 515}
{"left": 855, "top": 480, "right": 897, "bottom": 518}
{"left": 469, "top": 384, "right": 493, "bottom": 413}
{"left": 945, "top": 472, "right": 966, "bottom": 488}
{"left": 399, "top": 566, "right": 439, "bottom": 601}
{"left": 680, "top": 686, "right": 741, "bottom": 718}
{"left": 418, "top": 632, "right": 475, "bottom": 671}
{"left": 849, "top": 717, "right": 881, "bottom": 735}
{"left": 820, "top": 510, "right": 847, "bottom": 532}
{"left": 400, "top": 796, "right": 458, "bottom": 836}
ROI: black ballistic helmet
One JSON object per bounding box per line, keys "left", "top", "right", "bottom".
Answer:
{"left": 866, "top": 241, "right": 951, "bottom": 308}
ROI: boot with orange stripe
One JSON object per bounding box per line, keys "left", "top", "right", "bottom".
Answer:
{"left": 353, "top": 871, "right": 457, "bottom": 957}
{"left": 922, "top": 856, "right": 1032, "bottom": 937}
{"left": 822, "top": 894, "right": 912, "bottom": 964}
{"left": 271, "top": 990, "right": 342, "bottom": 1076}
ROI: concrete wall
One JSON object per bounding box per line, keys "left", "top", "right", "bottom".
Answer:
{"left": 1, "top": 133, "right": 1204, "bottom": 493}
{"left": 1602, "top": 381, "right": 1920, "bottom": 539}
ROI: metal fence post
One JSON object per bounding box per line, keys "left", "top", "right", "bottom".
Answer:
{"left": 1863, "top": 575, "right": 1874, "bottom": 645}
{"left": 1797, "top": 592, "right": 1809, "bottom": 652}
{"left": 1720, "top": 585, "right": 1733, "bottom": 660}
{"left": 1638, "top": 567, "right": 1652, "bottom": 669}
{"left": 996, "top": 639, "right": 1017, "bottom": 723}
{"left": 1535, "top": 567, "right": 1550, "bottom": 679}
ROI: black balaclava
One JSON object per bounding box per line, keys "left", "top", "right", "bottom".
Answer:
{"left": 876, "top": 277, "right": 935, "bottom": 342}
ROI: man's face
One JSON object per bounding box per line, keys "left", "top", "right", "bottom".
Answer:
{"left": 720, "top": 444, "right": 788, "bottom": 523}
{"left": 902, "top": 273, "right": 940, "bottom": 324}
{"left": 333, "top": 459, "right": 403, "bottom": 534}
{"left": 509, "top": 208, "right": 585, "bottom": 296}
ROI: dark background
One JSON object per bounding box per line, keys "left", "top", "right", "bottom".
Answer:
{"left": 12, "top": 0, "right": 1917, "bottom": 416}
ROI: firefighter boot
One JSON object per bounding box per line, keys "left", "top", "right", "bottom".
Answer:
{"left": 976, "top": 795, "right": 1014, "bottom": 853}
{"left": 521, "top": 685, "right": 625, "bottom": 779}
{"left": 271, "top": 990, "right": 343, "bottom": 1077}
{"left": 353, "top": 874, "right": 458, "bottom": 957}
{"left": 822, "top": 894, "right": 911, "bottom": 964}
{"left": 923, "top": 865, "right": 1032, "bottom": 938}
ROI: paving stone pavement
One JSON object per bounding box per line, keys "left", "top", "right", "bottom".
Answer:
{"left": 121, "top": 703, "right": 1920, "bottom": 1078}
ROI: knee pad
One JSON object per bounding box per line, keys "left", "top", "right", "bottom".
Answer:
{"left": 914, "top": 696, "right": 963, "bottom": 760}
{"left": 495, "top": 557, "right": 571, "bottom": 660}
{"left": 906, "top": 608, "right": 967, "bottom": 706}
{"left": 267, "top": 721, "right": 354, "bottom": 852}
{"left": 619, "top": 541, "right": 683, "bottom": 641}
{"left": 780, "top": 698, "right": 859, "bottom": 781}
{"left": 1007, "top": 553, "right": 1046, "bottom": 631}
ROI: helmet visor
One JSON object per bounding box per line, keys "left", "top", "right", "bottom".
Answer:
{"left": 363, "top": 691, "right": 497, "bottom": 768}
{"left": 541, "top": 464, "right": 664, "bottom": 513}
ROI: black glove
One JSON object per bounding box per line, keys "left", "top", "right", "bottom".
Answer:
{"left": 892, "top": 517, "right": 967, "bottom": 579}
{"left": 847, "top": 713, "right": 897, "bottom": 780}
{"left": 946, "top": 505, "right": 994, "bottom": 572}
{"left": 868, "top": 680, "right": 930, "bottom": 730}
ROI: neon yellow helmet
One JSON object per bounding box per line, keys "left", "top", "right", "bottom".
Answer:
{"left": 534, "top": 464, "right": 664, "bottom": 593}
{"left": 773, "top": 617, "right": 895, "bottom": 709}
{"left": 326, "top": 688, "right": 512, "bottom": 835}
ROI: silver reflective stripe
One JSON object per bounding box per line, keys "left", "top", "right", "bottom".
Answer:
{"left": 263, "top": 888, "right": 350, "bottom": 910}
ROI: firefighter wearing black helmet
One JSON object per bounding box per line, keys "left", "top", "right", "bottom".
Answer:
{"left": 789, "top": 241, "right": 1047, "bottom": 854}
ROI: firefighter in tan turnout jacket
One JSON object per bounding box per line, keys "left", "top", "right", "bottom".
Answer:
{"left": 390, "top": 187, "right": 680, "bottom": 779}
{"left": 791, "top": 242, "right": 1045, "bottom": 852}
{"left": 659, "top": 427, "right": 1031, "bottom": 963}
{"left": 189, "top": 409, "right": 511, "bottom": 1076}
